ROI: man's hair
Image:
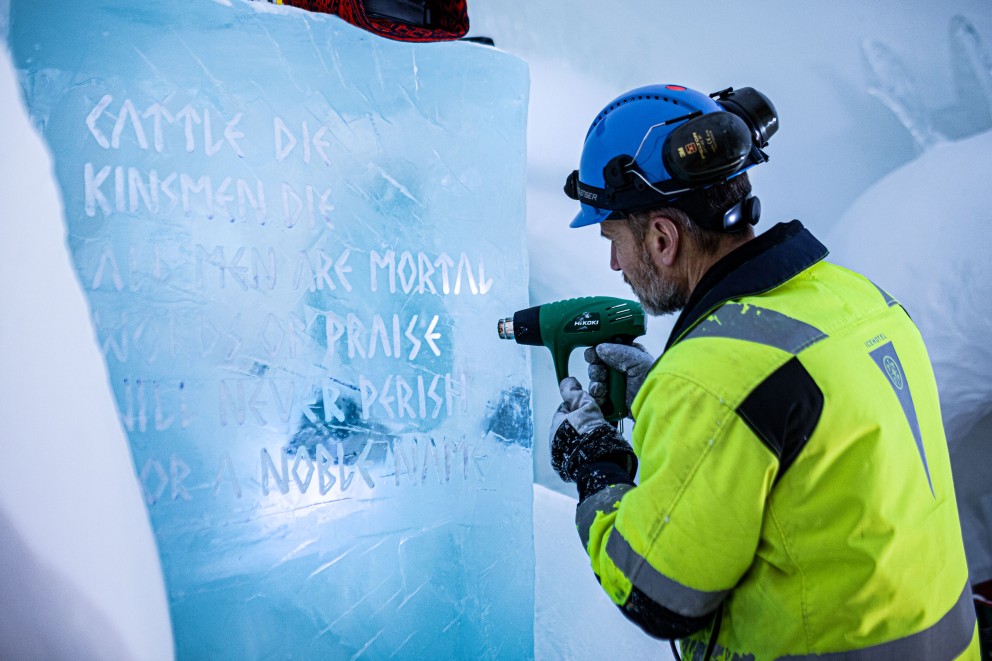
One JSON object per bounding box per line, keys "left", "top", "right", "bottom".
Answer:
{"left": 625, "top": 173, "right": 752, "bottom": 255}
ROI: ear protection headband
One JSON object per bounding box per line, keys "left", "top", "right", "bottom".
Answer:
{"left": 564, "top": 87, "right": 778, "bottom": 231}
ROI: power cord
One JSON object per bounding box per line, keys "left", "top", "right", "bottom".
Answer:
{"left": 703, "top": 606, "right": 724, "bottom": 660}
{"left": 668, "top": 605, "right": 723, "bottom": 661}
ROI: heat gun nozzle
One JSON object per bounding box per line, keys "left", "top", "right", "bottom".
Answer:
{"left": 497, "top": 317, "right": 515, "bottom": 340}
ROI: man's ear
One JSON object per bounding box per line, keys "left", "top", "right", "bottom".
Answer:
{"left": 647, "top": 213, "right": 680, "bottom": 268}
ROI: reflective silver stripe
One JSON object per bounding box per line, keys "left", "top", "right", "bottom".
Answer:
{"left": 575, "top": 483, "right": 634, "bottom": 550}
{"left": 873, "top": 282, "right": 899, "bottom": 307}
{"left": 692, "top": 582, "right": 975, "bottom": 661}
{"left": 605, "top": 529, "right": 728, "bottom": 618}
{"left": 781, "top": 581, "right": 976, "bottom": 659}
{"left": 869, "top": 342, "right": 933, "bottom": 496}
{"left": 683, "top": 303, "right": 827, "bottom": 354}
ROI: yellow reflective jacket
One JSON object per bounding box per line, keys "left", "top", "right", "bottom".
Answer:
{"left": 576, "top": 221, "right": 978, "bottom": 659}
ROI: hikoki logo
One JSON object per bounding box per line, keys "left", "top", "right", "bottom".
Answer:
{"left": 572, "top": 312, "right": 600, "bottom": 330}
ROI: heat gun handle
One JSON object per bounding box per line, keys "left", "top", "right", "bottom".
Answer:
{"left": 602, "top": 365, "right": 628, "bottom": 421}
{"left": 553, "top": 344, "right": 632, "bottom": 422}
{"left": 553, "top": 348, "right": 629, "bottom": 422}
{"left": 552, "top": 342, "right": 629, "bottom": 422}
{"left": 595, "top": 335, "right": 643, "bottom": 422}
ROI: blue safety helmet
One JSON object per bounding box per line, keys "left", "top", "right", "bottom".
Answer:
{"left": 564, "top": 84, "right": 778, "bottom": 230}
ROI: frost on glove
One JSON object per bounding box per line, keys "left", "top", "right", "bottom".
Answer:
{"left": 550, "top": 377, "right": 637, "bottom": 487}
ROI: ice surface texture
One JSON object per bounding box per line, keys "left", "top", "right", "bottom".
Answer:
{"left": 8, "top": 0, "right": 534, "bottom": 657}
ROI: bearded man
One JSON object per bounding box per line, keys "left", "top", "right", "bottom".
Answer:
{"left": 548, "top": 83, "right": 980, "bottom": 660}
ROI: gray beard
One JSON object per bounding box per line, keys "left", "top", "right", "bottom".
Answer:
{"left": 623, "top": 248, "right": 688, "bottom": 316}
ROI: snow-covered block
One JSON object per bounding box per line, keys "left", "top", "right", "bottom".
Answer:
{"left": 8, "top": 0, "right": 533, "bottom": 657}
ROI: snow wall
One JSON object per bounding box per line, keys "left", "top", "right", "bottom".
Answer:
{"left": 5, "top": 0, "right": 534, "bottom": 658}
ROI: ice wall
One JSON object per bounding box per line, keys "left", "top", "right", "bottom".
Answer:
{"left": 7, "top": 0, "right": 534, "bottom": 657}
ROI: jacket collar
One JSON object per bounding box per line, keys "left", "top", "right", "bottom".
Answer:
{"left": 666, "top": 220, "right": 828, "bottom": 350}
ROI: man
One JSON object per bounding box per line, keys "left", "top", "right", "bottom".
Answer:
{"left": 550, "top": 83, "right": 980, "bottom": 660}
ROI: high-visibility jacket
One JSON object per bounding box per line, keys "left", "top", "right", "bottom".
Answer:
{"left": 576, "top": 221, "right": 979, "bottom": 659}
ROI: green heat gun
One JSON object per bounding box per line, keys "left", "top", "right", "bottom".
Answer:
{"left": 497, "top": 296, "right": 647, "bottom": 421}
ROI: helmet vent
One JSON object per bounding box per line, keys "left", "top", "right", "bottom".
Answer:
{"left": 593, "top": 94, "right": 677, "bottom": 126}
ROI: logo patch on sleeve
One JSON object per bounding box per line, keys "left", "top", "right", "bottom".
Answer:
{"left": 870, "top": 342, "right": 933, "bottom": 497}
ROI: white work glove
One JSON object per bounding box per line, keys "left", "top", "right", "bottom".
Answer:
{"left": 549, "top": 377, "right": 636, "bottom": 483}
{"left": 585, "top": 342, "right": 655, "bottom": 413}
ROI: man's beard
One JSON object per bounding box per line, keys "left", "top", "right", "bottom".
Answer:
{"left": 623, "top": 246, "right": 688, "bottom": 316}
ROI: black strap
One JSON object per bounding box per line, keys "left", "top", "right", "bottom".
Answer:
{"left": 702, "top": 605, "right": 723, "bottom": 660}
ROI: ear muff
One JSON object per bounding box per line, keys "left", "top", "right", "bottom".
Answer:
{"left": 714, "top": 87, "right": 778, "bottom": 148}
{"left": 662, "top": 112, "right": 753, "bottom": 185}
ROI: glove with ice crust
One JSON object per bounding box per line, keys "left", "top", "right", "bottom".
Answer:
{"left": 550, "top": 377, "right": 637, "bottom": 484}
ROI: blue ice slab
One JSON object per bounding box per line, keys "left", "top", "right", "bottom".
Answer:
{"left": 8, "top": 0, "right": 533, "bottom": 657}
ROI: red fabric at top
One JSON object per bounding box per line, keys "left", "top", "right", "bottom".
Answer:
{"left": 281, "top": 0, "right": 469, "bottom": 43}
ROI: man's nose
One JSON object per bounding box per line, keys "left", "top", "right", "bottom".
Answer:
{"left": 610, "top": 243, "right": 621, "bottom": 271}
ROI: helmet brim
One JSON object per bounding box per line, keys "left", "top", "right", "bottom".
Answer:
{"left": 569, "top": 203, "right": 614, "bottom": 228}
